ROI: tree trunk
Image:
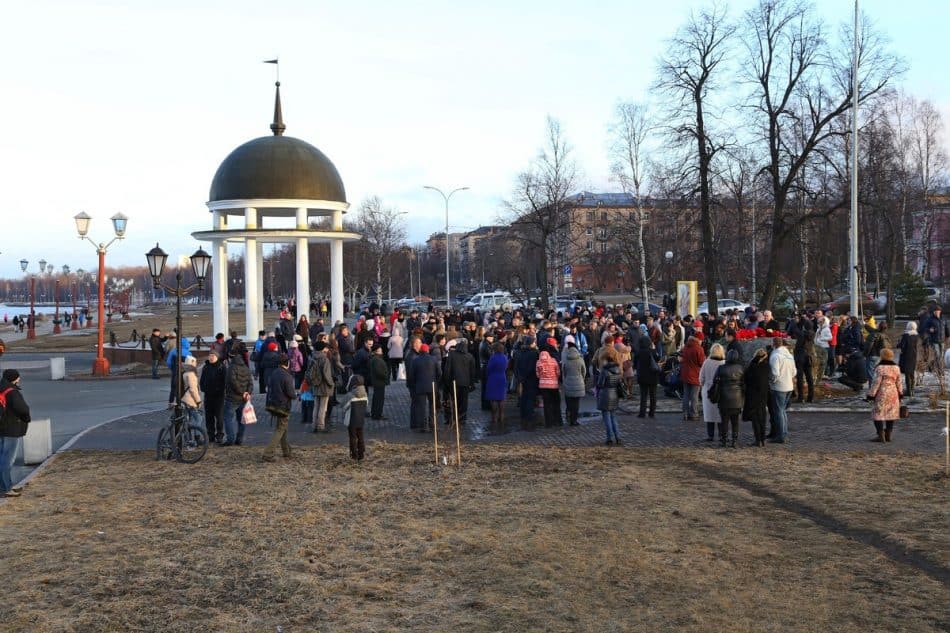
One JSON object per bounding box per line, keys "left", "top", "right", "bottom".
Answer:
{"left": 696, "top": 104, "right": 718, "bottom": 315}
{"left": 637, "top": 203, "right": 649, "bottom": 307}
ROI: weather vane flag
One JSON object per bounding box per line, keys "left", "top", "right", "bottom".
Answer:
{"left": 263, "top": 58, "right": 279, "bottom": 81}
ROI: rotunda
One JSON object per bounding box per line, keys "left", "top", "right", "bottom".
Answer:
{"left": 192, "top": 83, "right": 359, "bottom": 338}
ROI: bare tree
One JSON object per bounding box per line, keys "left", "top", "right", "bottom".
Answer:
{"left": 655, "top": 3, "right": 735, "bottom": 316}
{"left": 354, "top": 196, "right": 408, "bottom": 301}
{"left": 504, "top": 116, "right": 579, "bottom": 309}
{"left": 741, "top": 0, "right": 904, "bottom": 308}
{"left": 609, "top": 101, "right": 654, "bottom": 304}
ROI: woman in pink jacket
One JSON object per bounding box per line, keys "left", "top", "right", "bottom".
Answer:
{"left": 867, "top": 348, "right": 903, "bottom": 442}
{"left": 536, "top": 350, "right": 562, "bottom": 428}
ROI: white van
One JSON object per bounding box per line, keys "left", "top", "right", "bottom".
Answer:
{"left": 465, "top": 291, "right": 513, "bottom": 311}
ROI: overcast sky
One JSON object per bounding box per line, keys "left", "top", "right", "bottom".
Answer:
{"left": 1, "top": 0, "right": 947, "bottom": 278}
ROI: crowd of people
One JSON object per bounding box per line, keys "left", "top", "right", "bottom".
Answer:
{"left": 149, "top": 297, "right": 950, "bottom": 461}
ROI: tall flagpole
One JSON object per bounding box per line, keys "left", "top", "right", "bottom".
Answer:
{"left": 849, "top": 0, "right": 860, "bottom": 317}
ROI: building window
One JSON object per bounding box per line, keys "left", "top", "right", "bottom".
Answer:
{"left": 601, "top": 211, "right": 607, "bottom": 221}
{"left": 629, "top": 211, "right": 635, "bottom": 222}
{"left": 599, "top": 228, "right": 607, "bottom": 239}
{"left": 601, "top": 241, "right": 609, "bottom": 253}
{"left": 586, "top": 211, "right": 594, "bottom": 222}
{"left": 586, "top": 240, "right": 593, "bottom": 251}
{"left": 586, "top": 227, "right": 592, "bottom": 236}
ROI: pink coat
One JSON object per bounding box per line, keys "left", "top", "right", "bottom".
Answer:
{"left": 536, "top": 351, "right": 561, "bottom": 390}
{"left": 868, "top": 362, "right": 903, "bottom": 421}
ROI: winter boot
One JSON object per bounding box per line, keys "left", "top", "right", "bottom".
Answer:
{"left": 730, "top": 433, "right": 738, "bottom": 449}
{"left": 884, "top": 429, "right": 892, "bottom": 442}
{"left": 871, "top": 421, "right": 885, "bottom": 442}
{"left": 718, "top": 423, "right": 727, "bottom": 447}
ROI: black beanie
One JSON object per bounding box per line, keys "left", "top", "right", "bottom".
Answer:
{"left": 2, "top": 369, "right": 20, "bottom": 382}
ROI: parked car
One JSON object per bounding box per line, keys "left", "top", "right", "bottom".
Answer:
{"left": 697, "top": 298, "right": 751, "bottom": 317}
{"left": 819, "top": 293, "right": 886, "bottom": 315}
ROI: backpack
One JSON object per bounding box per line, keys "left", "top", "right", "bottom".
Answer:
{"left": 0, "top": 386, "right": 15, "bottom": 419}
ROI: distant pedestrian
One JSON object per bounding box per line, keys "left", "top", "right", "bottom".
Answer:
{"left": 306, "top": 341, "right": 336, "bottom": 433}
{"left": 714, "top": 349, "right": 745, "bottom": 448}
{"left": 485, "top": 342, "right": 509, "bottom": 435}
{"left": 743, "top": 348, "right": 771, "bottom": 447}
{"left": 0, "top": 369, "right": 31, "bottom": 497}
{"left": 149, "top": 328, "right": 166, "bottom": 380}
{"left": 368, "top": 344, "right": 390, "bottom": 420}
{"left": 342, "top": 375, "right": 368, "bottom": 461}
{"left": 699, "top": 344, "right": 725, "bottom": 442}
{"left": 867, "top": 348, "right": 903, "bottom": 443}
{"left": 596, "top": 346, "right": 622, "bottom": 446}
{"left": 180, "top": 356, "right": 204, "bottom": 432}
{"left": 561, "top": 336, "right": 586, "bottom": 426}
{"left": 199, "top": 351, "right": 227, "bottom": 444}
{"left": 898, "top": 321, "right": 919, "bottom": 397}
{"left": 536, "top": 349, "right": 562, "bottom": 428}
{"left": 263, "top": 354, "right": 295, "bottom": 462}
{"left": 769, "top": 338, "right": 796, "bottom": 443}
{"left": 222, "top": 342, "right": 254, "bottom": 446}
{"left": 680, "top": 336, "right": 705, "bottom": 421}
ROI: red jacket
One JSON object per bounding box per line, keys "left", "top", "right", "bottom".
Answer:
{"left": 829, "top": 322, "right": 839, "bottom": 347}
{"left": 535, "top": 351, "right": 561, "bottom": 389}
{"left": 679, "top": 339, "right": 706, "bottom": 386}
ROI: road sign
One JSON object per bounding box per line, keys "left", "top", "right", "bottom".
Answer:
{"left": 563, "top": 264, "right": 573, "bottom": 276}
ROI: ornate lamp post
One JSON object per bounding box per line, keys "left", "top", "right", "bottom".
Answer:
{"left": 146, "top": 244, "right": 211, "bottom": 414}
{"left": 74, "top": 211, "right": 128, "bottom": 376}
{"left": 19, "top": 259, "right": 38, "bottom": 339}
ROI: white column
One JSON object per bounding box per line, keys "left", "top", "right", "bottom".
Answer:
{"left": 211, "top": 211, "right": 229, "bottom": 338}
{"left": 244, "top": 208, "right": 259, "bottom": 339}
{"left": 295, "top": 207, "right": 310, "bottom": 320}
{"left": 256, "top": 240, "right": 265, "bottom": 331}
{"left": 331, "top": 209, "right": 344, "bottom": 325}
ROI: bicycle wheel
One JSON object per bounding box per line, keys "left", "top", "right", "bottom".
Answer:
{"left": 156, "top": 426, "right": 175, "bottom": 461}
{"left": 176, "top": 424, "right": 208, "bottom": 464}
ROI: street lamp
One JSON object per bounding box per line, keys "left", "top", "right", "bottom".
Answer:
{"left": 74, "top": 211, "right": 128, "bottom": 376}
{"left": 19, "top": 258, "right": 38, "bottom": 339}
{"left": 423, "top": 185, "right": 469, "bottom": 309}
{"left": 146, "top": 244, "right": 211, "bottom": 415}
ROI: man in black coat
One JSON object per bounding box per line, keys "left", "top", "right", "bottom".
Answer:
{"left": 149, "top": 328, "right": 166, "bottom": 379}
{"left": 352, "top": 337, "right": 374, "bottom": 385}
{"left": 199, "top": 350, "right": 228, "bottom": 444}
{"left": 409, "top": 343, "right": 441, "bottom": 432}
{"left": 443, "top": 339, "right": 478, "bottom": 424}
{"left": 263, "top": 354, "right": 296, "bottom": 462}
{"left": 0, "top": 369, "right": 31, "bottom": 497}
{"left": 404, "top": 336, "right": 423, "bottom": 430}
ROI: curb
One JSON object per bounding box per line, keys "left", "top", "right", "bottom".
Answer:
{"left": 0, "top": 405, "right": 168, "bottom": 506}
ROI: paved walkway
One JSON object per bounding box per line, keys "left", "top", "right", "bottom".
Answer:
{"left": 71, "top": 380, "right": 948, "bottom": 454}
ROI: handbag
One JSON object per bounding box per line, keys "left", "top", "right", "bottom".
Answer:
{"left": 241, "top": 401, "right": 257, "bottom": 425}
{"left": 899, "top": 404, "right": 910, "bottom": 419}
{"left": 707, "top": 377, "right": 720, "bottom": 404}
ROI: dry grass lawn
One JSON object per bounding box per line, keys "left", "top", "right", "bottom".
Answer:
{"left": 1, "top": 445, "right": 947, "bottom": 632}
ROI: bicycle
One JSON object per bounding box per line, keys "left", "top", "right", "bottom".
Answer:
{"left": 156, "top": 406, "right": 208, "bottom": 463}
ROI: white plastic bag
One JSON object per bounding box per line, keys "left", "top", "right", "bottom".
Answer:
{"left": 397, "top": 363, "right": 407, "bottom": 381}
{"left": 242, "top": 401, "right": 257, "bottom": 425}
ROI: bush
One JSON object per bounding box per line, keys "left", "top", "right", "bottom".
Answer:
{"left": 893, "top": 271, "right": 930, "bottom": 316}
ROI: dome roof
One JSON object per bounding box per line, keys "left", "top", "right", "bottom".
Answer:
{"left": 208, "top": 135, "right": 346, "bottom": 203}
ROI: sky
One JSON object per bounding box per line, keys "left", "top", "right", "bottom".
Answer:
{"left": 1, "top": 0, "right": 947, "bottom": 279}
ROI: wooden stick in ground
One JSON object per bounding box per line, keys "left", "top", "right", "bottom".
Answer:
{"left": 432, "top": 382, "right": 439, "bottom": 465}
{"left": 452, "top": 380, "right": 462, "bottom": 466}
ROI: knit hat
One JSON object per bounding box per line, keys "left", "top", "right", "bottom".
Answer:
{"left": 564, "top": 335, "right": 576, "bottom": 346}
{"left": 215, "top": 333, "right": 224, "bottom": 340}
{"left": 184, "top": 356, "right": 197, "bottom": 367}
{"left": 420, "top": 343, "right": 430, "bottom": 353}
{"left": 289, "top": 340, "right": 298, "bottom": 348}
{"left": 267, "top": 342, "right": 278, "bottom": 351}
{"left": 2, "top": 369, "right": 20, "bottom": 382}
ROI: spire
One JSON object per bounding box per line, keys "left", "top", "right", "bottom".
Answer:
{"left": 270, "top": 81, "right": 286, "bottom": 136}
